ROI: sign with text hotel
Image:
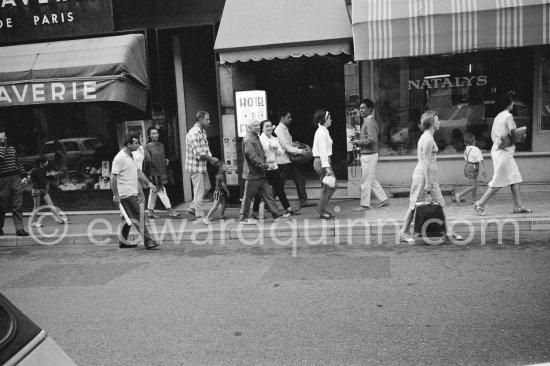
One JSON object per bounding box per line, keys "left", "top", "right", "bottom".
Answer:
{"left": 0, "top": 0, "right": 113, "bottom": 44}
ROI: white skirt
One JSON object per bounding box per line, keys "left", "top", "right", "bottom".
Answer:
{"left": 488, "top": 145, "right": 523, "bottom": 188}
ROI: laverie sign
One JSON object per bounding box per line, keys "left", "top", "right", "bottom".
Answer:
{"left": 0, "top": 0, "right": 113, "bottom": 44}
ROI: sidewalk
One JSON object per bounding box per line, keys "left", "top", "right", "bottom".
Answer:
{"left": 0, "top": 191, "right": 548, "bottom": 248}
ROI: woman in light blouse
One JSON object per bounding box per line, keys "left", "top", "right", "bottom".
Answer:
{"left": 312, "top": 109, "right": 338, "bottom": 220}
{"left": 252, "top": 120, "right": 299, "bottom": 217}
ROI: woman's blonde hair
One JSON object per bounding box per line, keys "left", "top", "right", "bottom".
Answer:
{"left": 421, "top": 110, "right": 438, "bottom": 130}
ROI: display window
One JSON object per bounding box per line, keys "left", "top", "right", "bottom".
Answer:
{"left": 373, "top": 48, "right": 534, "bottom": 155}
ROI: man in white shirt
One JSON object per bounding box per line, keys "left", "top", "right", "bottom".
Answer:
{"left": 112, "top": 133, "right": 160, "bottom": 250}
{"left": 273, "top": 109, "right": 314, "bottom": 208}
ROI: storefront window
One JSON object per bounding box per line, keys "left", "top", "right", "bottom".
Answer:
{"left": 373, "top": 48, "right": 534, "bottom": 155}
{"left": 540, "top": 49, "right": 550, "bottom": 131}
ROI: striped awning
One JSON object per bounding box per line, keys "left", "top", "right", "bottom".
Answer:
{"left": 214, "top": 0, "right": 352, "bottom": 64}
{"left": 352, "top": 0, "right": 550, "bottom": 61}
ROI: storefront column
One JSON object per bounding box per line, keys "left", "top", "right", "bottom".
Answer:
{"left": 172, "top": 34, "right": 193, "bottom": 203}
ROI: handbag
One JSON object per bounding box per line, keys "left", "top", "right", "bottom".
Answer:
{"left": 413, "top": 192, "right": 446, "bottom": 237}
{"left": 463, "top": 149, "right": 479, "bottom": 179}
{"left": 289, "top": 144, "right": 313, "bottom": 163}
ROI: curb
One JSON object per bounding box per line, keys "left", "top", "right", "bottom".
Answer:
{"left": 1, "top": 216, "right": 548, "bottom": 248}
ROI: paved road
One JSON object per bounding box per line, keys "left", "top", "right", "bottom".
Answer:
{"left": 1, "top": 233, "right": 549, "bottom": 366}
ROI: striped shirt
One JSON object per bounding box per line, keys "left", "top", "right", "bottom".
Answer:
{"left": 185, "top": 125, "right": 211, "bottom": 174}
{"left": 0, "top": 144, "right": 26, "bottom": 178}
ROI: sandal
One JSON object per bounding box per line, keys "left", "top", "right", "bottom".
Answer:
{"left": 473, "top": 202, "right": 486, "bottom": 216}
{"left": 513, "top": 207, "right": 533, "bottom": 214}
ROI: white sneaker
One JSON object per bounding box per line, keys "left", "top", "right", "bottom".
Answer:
{"left": 274, "top": 216, "right": 288, "bottom": 223}
{"left": 281, "top": 212, "right": 291, "bottom": 218}
{"left": 240, "top": 218, "right": 258, "bottom": 225}
{"left": 31, "top": 222, "right": 42, "bottom": 228}
{"left": 400, "top": 232, "right": 415, "bottom": 244}
{"left": 203, "top": 217, "right": 212, "bottom": 225}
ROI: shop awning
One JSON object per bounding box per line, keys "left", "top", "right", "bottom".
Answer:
{"left": 352, "top": 0, "right": 550, "bottom": 61}
{"left": 214, "top": 0, "right": 353, "bottom": 63}
{"left": 0, "top": 34, "right": 149, "bottom": 110}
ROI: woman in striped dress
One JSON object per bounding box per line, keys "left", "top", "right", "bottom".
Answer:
{"left": 399, "top": 111, "right": 463, "bottom": 244}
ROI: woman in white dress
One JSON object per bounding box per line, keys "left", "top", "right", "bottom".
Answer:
{"left": 473, "top": 93, "right": 532, "bottom": 216}
{"left": 399, "top": 111, "right": 463, "bottom": 244}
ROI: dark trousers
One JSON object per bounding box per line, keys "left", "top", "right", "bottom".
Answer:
{"left": 278, "top": 163, "right": 308, "bottom": 203}
{"left": 252, "top": 169, "right": 290, "bottom": 213}
{"left": 0, "top": 175, "right": 24, "bottom": 231}
{"left": 240, "top": 178, "right": 280, "bottom": 220}
{"left": 120, "top": 195, "right": 154, "bottom": 245}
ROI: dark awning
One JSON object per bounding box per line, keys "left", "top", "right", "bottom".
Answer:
{"left": 353, "top": 0, "right": 550, "bottom": 60}
{"left": 214, "top": 0, "right": 353, "bottom": 63}
{"left": 0, "top": 34, "right": 148, "bottom": 110}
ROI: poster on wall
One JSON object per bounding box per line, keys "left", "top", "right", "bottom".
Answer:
{"left": 221, "top": 114, "right": 238, "bottom": 186}
{"left": 235, "top": 90, "right": 267, "bottom": 137}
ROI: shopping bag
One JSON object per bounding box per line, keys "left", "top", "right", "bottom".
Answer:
{"left": 413, "top": 192, "right": 446, "bottom": 237}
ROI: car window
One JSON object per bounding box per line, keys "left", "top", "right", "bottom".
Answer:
{"left": 63, "top": 141, "right": 79, "bottom": 152}
{"left": 82, "top": 139, "right": 99, "bottom": 151}
{"left": 41, "top": 143, "right": 55, "bottom": 155}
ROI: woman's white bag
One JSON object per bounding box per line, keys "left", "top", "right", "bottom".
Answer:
{"left": 322, "top": 175, "right": 336, "bottom": 188}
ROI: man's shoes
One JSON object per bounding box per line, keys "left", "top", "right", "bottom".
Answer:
{"left": 287, "top": 207, "right": 301, "bottom": 215}
{"left": 169, "top": 211, "right": 182, "bottom": 218}
{"left": 300, "top": 200, "right": 316, "bottom": 208}
{"left": 281, "top": 212, "right": 291, "bottom": 218}
{"left": 16, "top": 229, "right": 29, "bottom": 237}
{"left": 119, "top": 242, "right": 137, "bottom": 248}
{"left": 352, "top": 206, "right": 369, "bottom": 212}
{"left": 185, "top": 208, "right": 196, "bottom": 216}
{"left": 240, "top": 218, "right": 258, "bottom": 225}
{"left": 145, "top": 241, "right": 160, "bottom": 250}
{"left": 274, "top": 216, "right": 288, "bottom": 223}
{"left": 147, "top": 212, "right": 160, "bottom": 219}
{"left": 251, "top": 212, "right": 259, "bottom": 220}
{"left": 319, "top": 213, "right": 337, "bottom": 220}
{"left": 374, "top": 200, "right": 390, "bottom": 209}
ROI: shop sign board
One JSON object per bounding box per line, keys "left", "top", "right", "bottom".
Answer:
{"left": 235, "top": 90, "right": 267, "bottom": 138}
{"left": 0, "top": 80, "right": 103, "bottom": 107}
{"left": 0, "top": 0, "right": 114, "bottom": 44}
{"left": 221, "top": 114, "right": 238, "bottom": 186}
{"left": 408, "top": 75, "right": 487, "bottom": 90}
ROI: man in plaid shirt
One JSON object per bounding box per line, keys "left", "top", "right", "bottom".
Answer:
{"left": 185, "top": 111, "right": 219, "bottom": 218}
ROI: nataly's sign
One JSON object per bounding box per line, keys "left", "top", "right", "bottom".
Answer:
{"left": 408, "top": 75, "right": 487, "bottom": 90}
{"left": 0, "top": 0, "right": 113, "bottom": 44}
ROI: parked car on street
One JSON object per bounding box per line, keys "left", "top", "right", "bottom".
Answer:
{"left": 20, "top": 138, "right": 100, "bottom": 177}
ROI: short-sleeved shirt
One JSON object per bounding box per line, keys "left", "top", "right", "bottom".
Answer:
{"left": 112, "top": 150, "right": 138, "bottom": 198}
{"left": 464, "top": 145, "right": 483, "bottom": 163}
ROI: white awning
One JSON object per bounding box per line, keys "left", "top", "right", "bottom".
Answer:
{"left": 214, "top": 0, "right": 353, "bottom": 63}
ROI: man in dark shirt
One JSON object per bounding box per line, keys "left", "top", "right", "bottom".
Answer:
{"left": 239, "top": 119, "right": 289, "bottom": 225}
{"left": 0, "top": 131, "right": 29, "bottom": 236}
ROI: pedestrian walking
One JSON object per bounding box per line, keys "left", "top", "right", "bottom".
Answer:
{"left": 312, "top": 109, "right": 338, "bottom": 220}
{"left": 251, "top": 120, "right": 300, "bottom": 219}
{"left": 473, "top": 93, "right": 533, "bottom": 216}
{"left": 111, "top": 133, "right": 160, "bottom": 250}
{"left": 185, "top": 111, "right": 219, "bottom": 220}
{"left": 204, "top": 161, "right": 230, "bottom": 224}
{"left": 240, "top": 119, "right": 290, "bottom": 225}
{"left": 351, "top": 99, "right": 390, "bottom": 211}
{"left": 144, "top": 127, "right": 180, "bottom": 218}
{"left": 0, "top": 130, "right": 28, "bottom": 236}
{"left": 453, "top": 133, "right": 486, "bottom": 205}
{"left": 28, "top": 155, "right": 68, "bottom": 227}
{"left": 399, "top": 111, "right": 463, "bottom": 244}
{"left": 274, "top": 108, "right": 314, "bottom": 208}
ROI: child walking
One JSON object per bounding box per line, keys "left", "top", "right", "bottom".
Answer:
{"left": 204, "top": 162, "right": 230, "bottom": 224}
{"left": 454, "top": 133, "right": 486, "bottom": 205}
{"left": 29, "top": 155, "right": 68, "bottom": 227}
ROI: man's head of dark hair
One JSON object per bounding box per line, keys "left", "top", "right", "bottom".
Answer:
{"left": 277, "top": 108, "right": 290, "bottom": 121}
{"left": 123, "top": 133, "right": 138, "bottom": 147}
{"left": 360, "top": 99, "right": 374, "bottom": 109}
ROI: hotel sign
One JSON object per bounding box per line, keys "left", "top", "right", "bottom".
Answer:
{"left": 0, "top": 0, "right": 113, "bottom": 44}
